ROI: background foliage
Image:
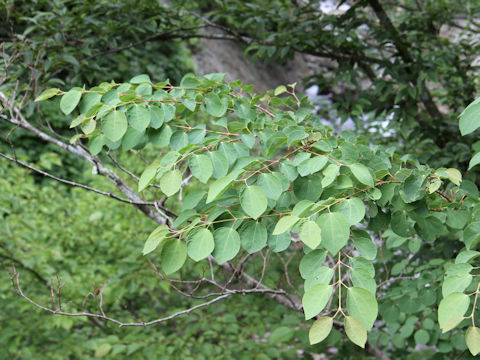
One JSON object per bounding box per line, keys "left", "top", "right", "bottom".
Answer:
{"left": 2, "top": 1, "right": 480, "bottom": 359}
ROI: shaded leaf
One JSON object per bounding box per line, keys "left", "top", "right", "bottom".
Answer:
{"left": 309, "top": 317, "right": 333, "bottom": 345}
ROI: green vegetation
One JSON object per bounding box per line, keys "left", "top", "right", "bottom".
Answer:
{"left": 2, "top": 1, "right": 480, "bottom": 359}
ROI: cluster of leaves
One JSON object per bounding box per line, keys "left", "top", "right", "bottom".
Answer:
{"left": 0, "top": 0, "right": 195, "bottom": 179}
{"left": 191, "top": 0, "right": 480, "bottom": 167}
{"left": 36, "top": 72, "right": 480, "bottom": 355}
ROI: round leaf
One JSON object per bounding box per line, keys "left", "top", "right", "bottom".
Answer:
{"left": 160, "top": 238, "right": 187, "bottom": 275}
{"left": 187, "top": 228, "right": 214, "bottom": 262}
{"left": 160, "top": 169, "right": 182, "bottom": 197}
{"left": 347, "top": 287, "right": 378, "bottom": 330}
{"left": 333, "top": 198, "right": 365, "bottom": 225}
{"left": 205, "top": 93, "right": 227, "bottom": 117}
{"left": 206, "top": 176, "right": 234, "bottom": 203}
{"left": 212, "top": 227, "right": 241, "bottom": 264}
{"left": 309, "top": 317, "right": 333, "bottom": 345}
{"left": 316, "top": 212, "right": 350, "bottom": 255}
{"left": 102, "top": 111, "right": 128, "bottom": 142}
{"left": 302, "top": 283, "right": 333, "bottom": 320}
{"left": 189, "top": 154, "right": 213, "bottom": 184}
{"left": 438, "top": 292, "right": 470, "bottom": 330}
{"left": 240, "top": 221, "right": 267, "bottom": 253}
{"left": 345, "top": 316, "right": 367, "bottom": 348}
{"left": 351, "top": 163, "right": 374, "bottom": 187}
{"left": 273, "top": 215, "right": 300, "bottom": 235}
{"left": 35, "top": 88, "right": 60, "bottom": 102}
{"left": 127, "top": 104, "right": 151, "bottom": 132}
{"left": 299, "top": 220, "right": 322, "bottom": 249}
{"left": 240, "top": 185, "right": 268, "bottom": 220}
{"left": 142, "top": 225, "right": 169, "bottom": 255}
{"left": 60, "top": 89, "right": 82, "bottom": 115}
{"left": 299, "top": 249, "right": 327, "bottom": 279}
{"left": 466, "top": 326, "right": 480, "bottom": 356}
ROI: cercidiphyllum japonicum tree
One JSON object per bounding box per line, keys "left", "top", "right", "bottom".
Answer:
{"left": 8, "top": 72, "right": 480, "bottom": 356}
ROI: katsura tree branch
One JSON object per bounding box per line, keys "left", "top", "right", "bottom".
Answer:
{"left": 0, "top": 91, "right": 168, "bottom": 225}
{"left": 0, "top": 152, "right": 157, "bottom": 207}
{"left": 11, "top": 266, "right": 293, "bottom": 327}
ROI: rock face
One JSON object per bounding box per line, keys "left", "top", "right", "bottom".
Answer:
{"left": 192, "top": 34, "right": 312, "bottom": 93}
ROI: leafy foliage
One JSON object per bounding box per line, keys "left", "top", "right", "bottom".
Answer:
{"left": 3, "top": 0, "right": 480, "bottom": 358}
{"left": 31, "top": 71, "right": 480, "bottom": 356}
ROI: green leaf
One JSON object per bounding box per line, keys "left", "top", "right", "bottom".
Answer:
{"left": 299, "top": 220, "right": 322, "bottom": 249}
{"left": 459, "top": 102, "right": 480, "bottom": 135}
{"left": 149, "top": 125, "right": 172, "bottom": 148}
{"left": 122, "top": 128, "right": 145, "bottom": 151}
{"left": 81, "top": 119, "right": 96, "bottom": 135}
{"left": 70, "top": 114, "right": 86, "bottom": 128}
{"left": 351, "top": 268, "right": 376, "bottom": 294}
{"left": 160, "top": 238, "right": 187, "bottom": 275}
{"left": 268, "top": 326, "right": 293, "bottom": 344}
{"left": 180, "top": 74, "right": 201, "bottom": 88}
{"left": 353, "top": 237, "right": 377, "bottom": 260}
{"left": 402, "top": 173, "right": 426, "bottom": 203}
{"left": 102, "top": 111, "right": 128, "bottom": 142}
{"left": 391, "top": 211, "right": 414, "bottom": 237}
{"left": 160, "top": 169, "right": 182, "bottom": 197}
{"left": 150, "top": 106, "right": 164, "bottom": 129}
{"left": 209, "top": 151, "right": 229, "bottom": 179}
{"left": 89, "top": 135, "right": 104, "bottom": 155}
{"left": 206, "top": 176, "right": 234, "bottom": 203}
{"left": 240, "top": 185, "right": 267, "bottom": 220}
{"left": 256, "top": 173, "right": 283, "bottom": 200}
{"left": 333, "top": 198, "right": 365, "bottom": 226}
{"left": 466, "top": 327, "right": 480, "bottom": 355}
{"left": 442, "top": 316, "right": 466, "bottom": 333}
{"left": 138, "top": 160, "right": 160, "bottom": 192}
{"left": 347, "top": 287, "right": 378, "bottom": 330}
{"left": 456, "top": 250, "right": 480, "bottom": 264}
{"left": 309, "top": 317, "right": 333, "bottom": 345}
{"left": 350, "top": 163, "right": 374, "bottom": 187}
{"left": 267, "top": 231, "right": 291, "bottom": 252}
{"left": 304, "top": 267, "right": 334, "bottom": 290}
{"left": 322, "top": 164, "right": 339, "bottom": 188}
{"left": 60, "top": 89, "right": 82, "bottom": 115}
{"left": 142, "top": 225, "right": 169, "bottom": 255}
{"left": 299, "top": 249, "right": 327, "bottom": 279}
{"left": 345, "top": 316, "right": 367, "bottom": 348}
{"left": 302, "top": 283, "right": 333, "bottom": 320}
{"left": 316, "top": 212, "right": 350, "bottom": 255}
{"left": 95, "top": 343, "right": 112, "bottom": 358}
{"left": 293, "top": 174, "right": 323, "bottom": 201}
{"left": 205, "top": 93, "right": 227, "bottom": 117}
{"left": 298, "top": 157, "right": 328, "bottom": 177}
{"left": 161, "top": 103, "right": 176, "bottom": 122}
{"left": 438, "top": 292, "right": 470, "bottom": 329}
{"left": 427, "top": 180, "right": 442, "bottom": 194}
{"left": 273, "top": 215, "right": 300, "bottom": 235}
{"left": 442, "top": 272, "right": 472, "bottom": 297}
{"left": 240, "top": 221, "right": 267, "bottom": 253}
{"left": 130, "top": 74, "right": 151, "bottom": 84}
{"left": 469, "top": 152, "right": 480, "bottom": 170}
{"left": 446, "top": 209, "right": 470, "bottom": 229}
{"left": 127, "top": 105, "right": 150, "bottom": 132}
{"left": 187, "top": 228, "right": 214, "bottom": 261}
{"left": 189, "top": 154, "right": 213, "bottom": 184}
{"left": 212, "top": 227, "right": 241, "bottom": 264}
{"left": 445, "top": 168, "right": 462, "bottom": 186}
{"left": 414, "top": 329, "right": 430, "bottom": 345}
{"left": 35, "top": 88, "right": 60, "bottom": 102}
{"left": 274, "top": 85, "right": 287, "bottom": 96}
